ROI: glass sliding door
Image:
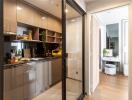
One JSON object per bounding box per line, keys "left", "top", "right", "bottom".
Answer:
{"left": 61, "top": 0, "right": 85, "bottom": 99}
{"left": 66, "top": 4, "right": 82, "bottom": 99}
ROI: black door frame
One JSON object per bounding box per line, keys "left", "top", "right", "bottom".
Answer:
{"left": 62, "top": 0, "right": 86, "bottom": 100}
{"left": 0, "top": 0, "right": 4, "bottom": 100}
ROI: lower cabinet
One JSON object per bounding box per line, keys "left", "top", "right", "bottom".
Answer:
{"left": 23, "top": 62, "right": 36, "bottom": 100}
{"left": 35, "top": 61, "right": 49, "bottom": 96}
{"left": 4, "top": 65, "right": 24, "bottom": 100}
{"left": 4, "top": 68, "right": 14, "bottom": 100}
{"left": 4, "top": 59, "right": 61, "bottom": 100}
{"left": 49, "top": 58, "right": 62, "bottom": 86}
{"left": 13, "top": 65, "right": 24, "bottom": 100}
{"left": 4, "top": 61, "right": 50, "bottom": 100}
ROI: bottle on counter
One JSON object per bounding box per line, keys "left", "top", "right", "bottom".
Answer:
{"left": 11, "top": 49, "right": 16, "bottom": 64}
{"left": 5, "top": 53, "right": 11, "bottom": 64}
{"left": 28, "top": 30, "right": 32, "bottom": 40}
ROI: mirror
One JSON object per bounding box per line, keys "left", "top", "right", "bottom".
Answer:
{"left": 106, "top": 23, "right": 119, "bottom": 57}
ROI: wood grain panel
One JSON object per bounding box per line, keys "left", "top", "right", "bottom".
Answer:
{"left": 17, "top": 0, "right": 34, "bottom": 26}
{"left": 51, "top": 58, "right": 62, "bottom": 85}
{"left": 47, "top": 17, "right": 61, "bottom": 33}
{"left": 17, "top": 1, "right": 61, "bottom": 32}
{"left": 4, "top": 0, "right": 17, "bottom": 33}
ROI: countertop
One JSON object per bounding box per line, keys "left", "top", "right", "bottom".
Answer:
{"left": 2, "top": 56, "right": 62, "bottom": 70}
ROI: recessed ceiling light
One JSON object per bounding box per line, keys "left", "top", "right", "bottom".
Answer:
{"left": 71, "top": 19, "right": 75, "bottom": 22}
{"left": 42, "top": 17, "right": 46, "bottom": 20}
{"left": 17, "top": 6, "right": 22, "bottom": 10}
{"left": 65, "top": 9, "right": 68, "bottom": 13}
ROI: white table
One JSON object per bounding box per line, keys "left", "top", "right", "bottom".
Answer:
{"left": 102, "top": 57, "right": 120, "bottom": 72}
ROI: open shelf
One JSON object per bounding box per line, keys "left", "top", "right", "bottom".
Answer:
{"left": 39, "top": 28, "right": 46, "bottom": 41}
{"left": 4, "top": 22, "right": 62, "bottom": 44}
{"left": 47, "top": 30, "right": 56, "bottom": 37}
{"left": 56, "top": 38, "right": 62, "bottom": 43}
{"left": 13, "top": 40, "right": 43, "bottom": 43}
{"left": 46, "top": 36, "right": 56, "bottom": 43}
{"left": 56, "top": 37, "right": 62, "bottom": 39}
{"left": 45, "top": 30, "right": 62, "bottom": 44}
{"left": 4, "top": 32, "right": 16, "bottom": 36}
{"left": 47, "top": 35, "right": 56, "bottom": 38}
{"left": 56, "top": 32, "right": 62, "bottom": 38}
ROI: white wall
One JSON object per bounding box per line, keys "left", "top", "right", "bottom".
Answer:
{"left": 128, "top": 2, "right": 132, "bottom": 100}
{"left": 85, "top": 14, "right": 91, "bottom": 95}
{"left": 90, "top": 15, "right": 100, "bottom": 92}
{"left": 94, "top": 16, "right": 106, "bottom": 70}
{"left": 85, "top": 0, "right": 130, "bottom": 96}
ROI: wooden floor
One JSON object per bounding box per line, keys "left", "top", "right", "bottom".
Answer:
{"left": 84, "top": 73, "right": 128, "bottom": 100}
{"left": 33, "top": 78, "right": 81, "bottom": 100}
{"left": 33, "top": 73, "right": 128, "bottom": 100}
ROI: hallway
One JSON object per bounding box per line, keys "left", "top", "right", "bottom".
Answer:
{"left": 84, "top": 73, "right": 128, "bottom": 100}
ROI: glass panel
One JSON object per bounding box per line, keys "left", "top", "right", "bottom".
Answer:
{"left": 66, "top": 4, "right": 83, "bottom": 100}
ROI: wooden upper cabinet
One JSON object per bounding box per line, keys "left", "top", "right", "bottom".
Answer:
{"left": 40, "top": 14, "right": 48, "bottom": 29}
{"left": 47, "top": 17, "right": 62, "bottom": 33}
{"left": 32, "top": 10, "right": 41, "bottom": 27}
{"left": 17, "top": 0, "right": 34, "bottom": 26}
{"left": 17, "top": 1, "right": 48, "bottom": 29}
{"left": 4, "top": 0, "right": 17, "bottom": 34}
{"left": 35, "top": 12, "right": 48, "bottom": 29}
{"left": 17, "top": 1, "right": 61, "bottom": 32}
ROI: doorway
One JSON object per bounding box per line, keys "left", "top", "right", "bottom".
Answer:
{"left": 89, "top": 5, "right": 128, "bottom": 99}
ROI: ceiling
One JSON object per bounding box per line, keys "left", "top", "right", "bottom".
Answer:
{"left": 84, "top": 0, "right": 97, "bottom": 3}
{"left": 95, "top": 6, "right": 128, "bottom": 25}
{"left": 24, "top": 0, "right": 81, "bottom": 19}
{"left": 24, "top": 0, "right": 62, "bottom": 18}
{"left": 84, "top": 0, "right": 125, "bottom": 3}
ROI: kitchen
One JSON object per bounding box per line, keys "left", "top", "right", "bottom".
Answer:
{"left": 3, "top": 0, "right": 62, "bottom": 100}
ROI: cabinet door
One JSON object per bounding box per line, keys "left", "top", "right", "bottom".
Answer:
{"left": 23, "top": 62, "right": 36, "bottom": 100}
{"left": 40, "top": 14, "right": 48, "bottom": 29}
{"left": 33, "top": 11, "right": 41, "bottom": 27}
{"left": 43, "top": 62, "right": 50, "bottom": 90}
{"left": 33, "top": 12, "right": 48, "bottom": 29}
{"left": 12, "top": 65, "right": 24, "bottom": 100}
{"left": 36, "top": 61, "right": 49, "bottom": 96}
{"left": 4, "top": 66, "right": 25, "bottom": 100}
{"left": 4, "top": 0, "right": 17, "bottom": 33}
{"left": 36, "top": 61, "right": 44, "bottom": 96}
{"left": 54, "top": 20, "right": 62, "bottom": 33}
{"left": 57, "top": 22, "right": 62, "bottom": 33}
{"left": 4, "top": 68, "right": 14, "bottom": 100}
{"left": 17, "top": 1, "right": 34, "bottom": 26}
{"left": 51, "top": 58, "right": 62, "bottom": 85}
{"left": 47, "top": 17, "right": 61, "bottom": 33}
